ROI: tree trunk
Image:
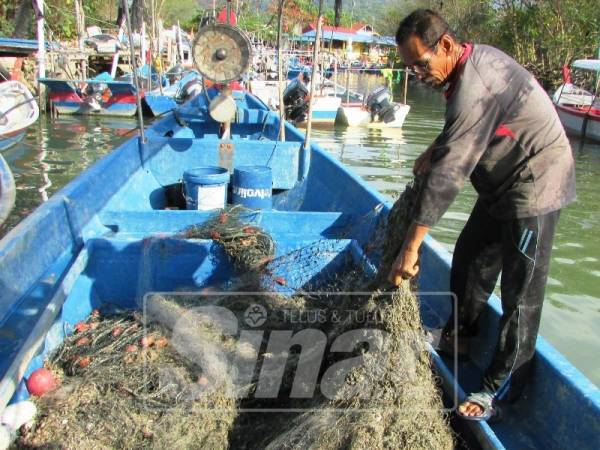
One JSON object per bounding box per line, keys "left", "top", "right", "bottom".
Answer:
{"left": 12, "top": 0, "right": 33, "bottom": 39}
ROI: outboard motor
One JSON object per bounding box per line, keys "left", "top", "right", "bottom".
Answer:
{"left": 179, "top": 76, "right": 203, "bottom": 101}
{"left": 365, "top": 86, "right": 400, "bottom": 123}
{"left": 174, "top": 72, "right": 203, "bottom": 102}
{"left": 166, "top": 65, "right": 185, "bottom": 85}
{"left": 283, "top": 78, "right": 309, "bottom": 122}
{"left": 82, "top": 83, "right": 105, "bottom": 112}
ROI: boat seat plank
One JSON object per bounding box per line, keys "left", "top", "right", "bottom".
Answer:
{"left": 143, "top": 137, "right": 304, "bottom": 189}
{"left": 76, "top": 236, "right": 358, "bottom": 304}
{"left": 98, "top": 210, "right": 356, "bottom": 239}
{"left": 176, "top": 108, "right": 273, "bottom": 125}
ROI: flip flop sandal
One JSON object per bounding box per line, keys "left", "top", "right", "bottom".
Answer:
{"left": 457, "top": 392, "right": 502, "bottom": 422}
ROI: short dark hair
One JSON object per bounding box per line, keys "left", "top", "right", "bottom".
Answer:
{"left": 395, "top": 9, "right": 455, "bottom": 47}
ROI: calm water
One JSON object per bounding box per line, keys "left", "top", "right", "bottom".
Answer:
{"left": 2, "top": 79, "right": 599, "bottom": 386}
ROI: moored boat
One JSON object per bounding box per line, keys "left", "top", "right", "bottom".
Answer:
{"left": 250, "top": 77, "right": 342, "bottom": 125}
{"left": 0, "top": 80, "right": 39, "bottom": 151}
{"left": 552, "top": 59, "right": 600, "bottom": 142}
{"left": 335, "top": 86, "right": 410, "bottom": 128}
{"left": 41, "top": 68, "right": 202, "bottom": 118}
{"left": 41, "top": 76, "right": 140, "bottom": 117}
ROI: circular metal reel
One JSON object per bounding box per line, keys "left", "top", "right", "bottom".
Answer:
{"left": 193, "top": 24, "right": 252, "bottom": 83}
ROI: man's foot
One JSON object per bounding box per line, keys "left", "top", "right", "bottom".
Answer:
{"left": 456, "top": 392, "right": 501, "bottom": 422}
{"left": 458, "top": 401, "right": 485, "bottom": 417}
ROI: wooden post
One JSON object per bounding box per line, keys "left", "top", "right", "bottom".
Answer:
{"left": 304, "top": 0, "right": 324, "bottom": 151}
{"left": 333, "top": 59, "right": 338, "bottom": 97}
{"left": 151, "top": 0, "right": 163, "bottom": 95}
{"left": 166, "top": 36, "right": 172, "bottom": 67}
{"left": 176, "top": 21, "right": 184, "bottom": 65}
{"left": 345, "top": 67, "right": 350, "bottom": 103}
{"left": 403, "top": 69, "right": 408, "bottom": 104}
{"left": 122, "top": 0, "right": 146, "bottom": 143}
{"left": 276, "top": 0, "right": 286, "bottom": 141}
{"left": 157, "top": 19, "right": 164, "bottom": 67}
{"left": 141, "top": 22, "right": 147, "bottom": 69}
{"left": 74, "top": 0, "right": 87, "bottom": 79}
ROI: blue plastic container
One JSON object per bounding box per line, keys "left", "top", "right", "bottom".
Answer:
{"left": 183, "top": 166, "right": 229, "bottom": 210}
{"left": 232, "top": 165, "right": 273, "bottom": 210}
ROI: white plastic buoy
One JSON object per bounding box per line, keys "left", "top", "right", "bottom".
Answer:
{"left": 0, "top": 424, "right": 13, "bottom": 450}
{"left": 209, "top": 94, "right": 237, "bottom": 123}
{"left": 1, "top": 400, "right": 37, "bottom": 430}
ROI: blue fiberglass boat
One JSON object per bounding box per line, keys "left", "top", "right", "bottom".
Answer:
{"left": 0, "top": 89, "right": 598, "bottom": 449}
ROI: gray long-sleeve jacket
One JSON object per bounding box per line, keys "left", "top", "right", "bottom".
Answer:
{"left": 414, "top": 44, "right": 576, "bottom": 227}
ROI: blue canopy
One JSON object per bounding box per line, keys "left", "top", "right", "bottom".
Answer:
{"left": 297, "top": 30, "right": 396, "bottom": 46}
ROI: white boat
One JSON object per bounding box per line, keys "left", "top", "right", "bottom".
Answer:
{"left": 335, "top": 86, "right": 411, "bottom": 128}
{"left": 0, "top": 81, "right": 39, "bottom": 151}
{"left": 335, "top": 103, "right": 410, "bottom": 128}
{"left": 552, "top": 59, "right": 600, "bottom": 142}
{"left": 250, "top": 77, "right": 342, "bottom": 125}
{"left": 248, "top": 79, "right": 280, "bottom": 110}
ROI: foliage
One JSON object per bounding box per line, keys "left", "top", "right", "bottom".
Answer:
{"left": 323, "top": 8, "right": 353, "bottom": 29}
{"left": 383, "top": 0, "right": 600, "bottom": 89}
{"left": 160, "top": 0, "right": 203, "bottom": 30}
{"left": 0, "top": 1, "right": 16, "bottom": 36}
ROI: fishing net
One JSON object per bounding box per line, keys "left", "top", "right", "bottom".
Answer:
{"left": 17, "top": 311, "right": 236, "bottom": 450}
{"left": 181, "top": 205, "right": 276, "bottom": 274}
{"left": 18, "top": 177, "right": 453, "bottom": 449}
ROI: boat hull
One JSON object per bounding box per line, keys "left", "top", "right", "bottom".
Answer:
{"left": 0, "top": 132, "right": 25, "bottom": 151}
{"left": 555, "top": 104, "right": 600, "bottom": 142}
{"left": 335, "top": 103, "right": 411, "bottom": 128}
{"left": 250, "top": 80, "right": 341, "bottom": 124}
{"left": 51, "top": 100, "right": 138, "bottom": 117}
{"left": 42, "top": 78, "right": 138, "bottom": 117}
{"left": 0, "top": 92, "right": 598, "bottom": 450}
{"left": 0, "top": 80, "right": 39, "bottom": 146}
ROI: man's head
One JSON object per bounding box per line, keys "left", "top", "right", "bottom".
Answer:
{"left": 395, "top": 9, "right": 462, "bottom": 88}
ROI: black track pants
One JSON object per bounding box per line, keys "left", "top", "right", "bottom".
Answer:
{"left": 443, "top": 200, "right": 560, "bottom": 402}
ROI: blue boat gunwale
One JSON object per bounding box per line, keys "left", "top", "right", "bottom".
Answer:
{"left": 0, "top": 93, "right": 597, "bottom": 449}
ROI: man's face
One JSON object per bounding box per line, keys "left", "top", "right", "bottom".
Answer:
{"left": 398, "top": 34, "right": 453, "bottom": 89}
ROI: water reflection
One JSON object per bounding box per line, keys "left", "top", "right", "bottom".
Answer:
{"left": 0, "top": 115, "right": 137, "bottom": 236}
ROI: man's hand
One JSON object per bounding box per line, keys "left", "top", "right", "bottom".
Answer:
{"left": 387, "top": 222, "right": 430, "bottom": 286}
{"left": 413, "top": 146, "right": 435, "bottom": 175}
{"left": 388, "top": 245, "right": 420, "bottom": 286}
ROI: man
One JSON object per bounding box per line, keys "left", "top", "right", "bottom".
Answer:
{"left": 389, "top": 9, "right": 576, "bottom": 421}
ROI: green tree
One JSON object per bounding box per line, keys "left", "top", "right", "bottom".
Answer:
{"left": 383, "top": 0, "right": 600, "bottom": 88}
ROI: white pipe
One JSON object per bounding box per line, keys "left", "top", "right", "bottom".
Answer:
{"left": 277, "top": 0, "right": 286, "bottom": 141}
{"left": 36, "top": 0, "right": 45, "bottom": 112}
{"left": 110, "top": 24, "right": 125, "bottom": 79}
{"left": 141, "top": 22, "right": 147, "bottom": 67}
{"left": 177, "top": 21, "right": 184, "bottom": 65}
{"left": 304, "top": 0, "right": 324, "bottom": 151}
